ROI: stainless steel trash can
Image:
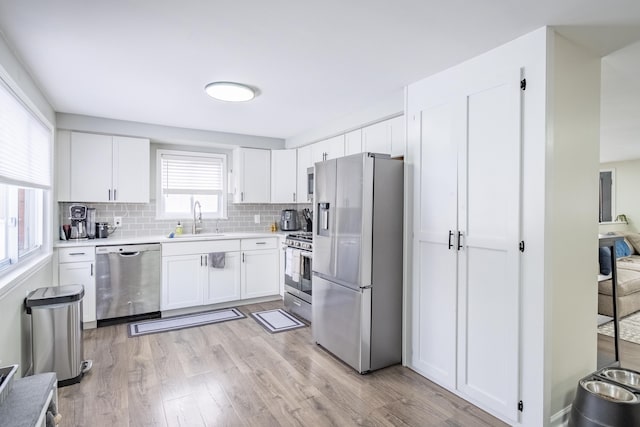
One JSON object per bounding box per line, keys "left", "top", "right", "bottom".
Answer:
{"left": 25, "top": 285, "right": 91, "bottom": 386}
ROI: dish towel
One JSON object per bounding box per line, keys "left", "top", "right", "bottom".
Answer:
{"left": 285, "top": 248, "right": 293, "bottom": 276}
{"left": 208, "top": 252, "right": 226, "bottom": 269}
{"left": 292, "top": 249, "right": 301, "bottom": 282}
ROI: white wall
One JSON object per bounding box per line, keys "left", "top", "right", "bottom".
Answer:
{"left": 0, "top": 260, "right": 53, "bottom": 376}
{"left": 599, "top": 159, "right": 640, "bottom": 233}
{"left": 0, "top": 33, "right": 55, "bottom": 376}
{"left": 0, "top": 34, "right": 55, "bottom": 125}
{"left": 284, "top": 89, "right": 403, "bottom": 148}
{"left": 548, "top": 33, "right": 601, "bottom": 417}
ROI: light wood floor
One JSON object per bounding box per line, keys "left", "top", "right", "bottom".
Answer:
{"left": 58, "top": 300, "right": 507, "bottom": 427}
{"left": 598, "top": 333, "right": 640, "bottom": 371}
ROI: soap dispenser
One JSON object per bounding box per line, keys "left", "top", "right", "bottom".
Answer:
{"left": 175, "top": 221, "right": 183, "bottom": 235}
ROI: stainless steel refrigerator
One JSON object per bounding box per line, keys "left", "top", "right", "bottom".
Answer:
{"left": 312, "top": 152, "right": 403, "bottom": 374}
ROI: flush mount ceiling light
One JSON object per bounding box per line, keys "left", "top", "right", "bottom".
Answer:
{"left": 204, "top": 82, "right": 256, "bottom": 102}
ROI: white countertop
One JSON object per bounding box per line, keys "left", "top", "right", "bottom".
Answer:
{"left": 54, "top": 232, "right": 286, "bottom": 248}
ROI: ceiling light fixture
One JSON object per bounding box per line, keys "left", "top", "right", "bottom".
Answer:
{"left": 204, "top": 81, "right": 256, "bottom": 102}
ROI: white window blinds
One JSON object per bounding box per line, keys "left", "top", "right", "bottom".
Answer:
{"left": 0, "top": 80, "right": 52, "bottom": 189}
{"left": 160, "top": 152, "right": 225, "bottom": 195}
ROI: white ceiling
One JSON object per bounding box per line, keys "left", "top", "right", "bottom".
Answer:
{"left": 1, "top": 0, "right": 640, "bottom": 144}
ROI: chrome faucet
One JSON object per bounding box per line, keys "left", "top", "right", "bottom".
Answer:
{"left": 192, "top": 200, "right": 202, "bottom": 234}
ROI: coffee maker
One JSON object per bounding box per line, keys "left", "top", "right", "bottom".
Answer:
{"left": 69, "top": 205, "right": 88, "bottom": 239}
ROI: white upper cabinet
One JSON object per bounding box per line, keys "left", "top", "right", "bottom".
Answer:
{"left": 362, "top": 121, "right": 389, "bottom": 154}
{"left": 312, "top": 135, "right": 344, "bottom": 163}
{"left": 389, "top": 115, "right": 406, "bottom": 158}
{"left": 297, "top": 144, "right": 313, "bottom": 203}
{"left": 271, "top": 149, "right": 297, "bottom": 203}
{"left": 233, "top": 147, "right": 271, "bottom": 203}
{"left": 344, "top": 129, "right": 362, "bottom": 156}
{"left": 113, "top": 136, "right": 150, "bottom": 202}
{"left": 361, "top": 116, "right": 406, "bottom": 158}
{"left": 66, "top": 132, "right": 150, "bottom": 203}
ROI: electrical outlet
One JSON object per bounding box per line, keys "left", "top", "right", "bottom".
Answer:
{"left": 114, "top": 217, "right": 122, "bottom": 227}
{"left": 254, "top": 214, "right": 260, "bottom": 224}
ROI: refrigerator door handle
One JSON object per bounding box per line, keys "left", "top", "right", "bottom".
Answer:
{"left": 448, "top": 230, "right": 454, "bottom": 249}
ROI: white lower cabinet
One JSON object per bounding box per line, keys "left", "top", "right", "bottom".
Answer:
{"left": 205, "top": 251, "right": 241, "bottom": 304}
{"left": 58, "top": 247, "right": 96, "bottom": 326}
{"left": 242, "top": 249, "right": 279, "bottom": 299}
{"left": 162, "top": 238, "right": 278, "bottom": 311}
{"left": 162, "top": 254, "right": 205, "bottom": 310}
{"left": 240, "top": 238, "right": 279, "bottom": 299}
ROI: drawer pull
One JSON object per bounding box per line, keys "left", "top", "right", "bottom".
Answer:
{"left": 255, "top": 242, "right": 267, "bottom": 245}
{"left": 69, "top": 252, "right": 86, "bottom": 256}
{"left": 293, "top": 300, "right": 301, "bottom": 307}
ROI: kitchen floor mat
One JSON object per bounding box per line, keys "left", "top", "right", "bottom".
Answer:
{"left": 128, "top": 308, "right": 245, "bottom": 337}
{"left": 250, "top": 309, "right": 307, "bottom": 334}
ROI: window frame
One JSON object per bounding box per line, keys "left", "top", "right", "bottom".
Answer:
{"left": 155, "top": 149, "right": 228, "bottom": 220}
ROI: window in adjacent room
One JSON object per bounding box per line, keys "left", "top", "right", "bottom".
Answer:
{"left": 599, "top": 169, "right": 615, "bottom": 223}
{"left": 156, "top": 150, "right": 228, "bottom": 219}
{"left": 0, "top": 75, "right": 51, "bottom": 273}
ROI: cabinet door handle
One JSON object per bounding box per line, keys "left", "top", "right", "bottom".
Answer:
{"left": 108, "top": 189, "right": 111, "bottom": 201}
{"left": 448, "top": 231, "right": 454, "bottom": 250}
{"left": 293, "top": 192, "right": 296, "bottom": 202}
{"left": 205, "top": 255, "right": 207, "bottom": 267}
{"left": 200, "top": 255, "right": 203, "bottom": 267}
{"left": 91, "top": 263, "right": 93, "bottom": 276}
{"left": 457, "top": 231, "right": 463, "bottom": 251}
{"left": 242, "top": 253, "right": 245, "bottom": 263}
{"left": 114, "top": 188, "right": 117, "bottom": 201}
{"left": 241, "top": 192, "right": 244, "bottom": 202}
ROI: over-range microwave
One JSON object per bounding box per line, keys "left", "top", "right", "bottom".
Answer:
{"left": 307, "top": 167, "right": 314, "bottom": 202}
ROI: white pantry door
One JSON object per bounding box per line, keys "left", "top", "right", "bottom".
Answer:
{"left": 411, "top": 100, "right": 462, "bottom": 389}
{"left": 456, "top": 68, "right": 522, "bottom": 422}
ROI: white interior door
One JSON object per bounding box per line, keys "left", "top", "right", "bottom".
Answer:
{"left": 411, "top": 101, "right": 459, "bottom": 388}
{"left": 456, "top": 69, "right": 522, "bottom": 422}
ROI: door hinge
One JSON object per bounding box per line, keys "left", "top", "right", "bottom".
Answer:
{"left": 520, "top": 79, "right": 526, "bottom": 90}
{"left": 519, "top": 241, "right": 525, "bottom": 253}
{"left": 518, "top": 400, "right": 524, "bottom": 412}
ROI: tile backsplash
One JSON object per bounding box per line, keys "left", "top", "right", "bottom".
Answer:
{"left": 59, "top": 200, "right": 312, "bottom": 239}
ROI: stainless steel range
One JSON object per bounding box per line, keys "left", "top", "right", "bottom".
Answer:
{"left": 284, "top": 231, "right": 312, "bottom": 322}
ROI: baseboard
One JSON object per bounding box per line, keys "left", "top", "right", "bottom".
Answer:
{"left": 550, "top": 405, "right": 571, "bottom": 427}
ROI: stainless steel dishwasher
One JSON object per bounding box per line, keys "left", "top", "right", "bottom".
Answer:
{"left": 95, "top": 243, "right": 161, "bottom": 322}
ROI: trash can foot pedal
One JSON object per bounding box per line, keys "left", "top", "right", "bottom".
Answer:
{"left": 81, "top": 360, "right": 92, "bottom": 374}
